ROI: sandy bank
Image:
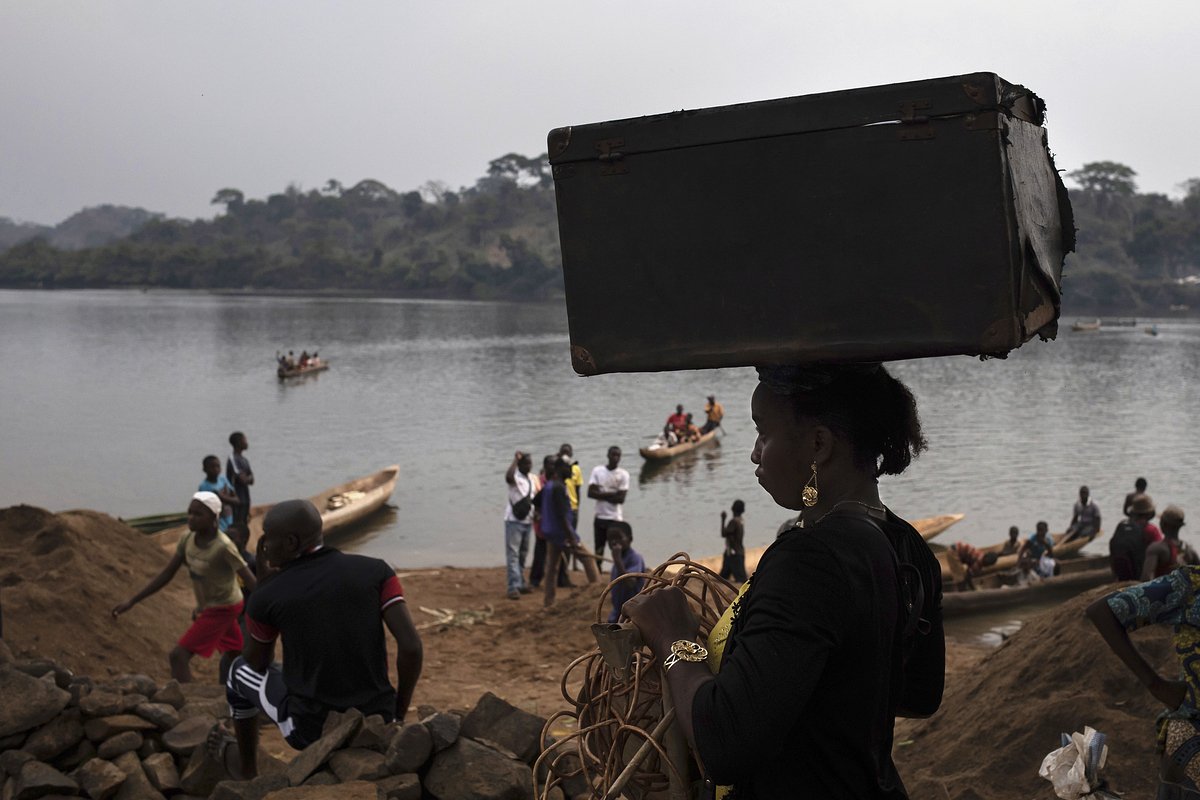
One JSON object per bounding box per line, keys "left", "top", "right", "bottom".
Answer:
{"left": 0, "top": 505, "right": 1175, "bottom": 797}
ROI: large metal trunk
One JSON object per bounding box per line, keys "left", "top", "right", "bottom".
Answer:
{"left": 548, "top": 72, "right": 1074, "bottom": 376}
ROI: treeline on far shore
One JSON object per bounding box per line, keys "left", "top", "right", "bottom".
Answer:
{"left": 0, "top": 157, "right": 1198, "bottom": 313}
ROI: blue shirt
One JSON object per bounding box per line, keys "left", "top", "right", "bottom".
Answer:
{"left": 1026, "top": 533, "right": 1052, "bottom": 559}
{"left": 608, "top": 547, "right": 646, "bottom": 623}
{"left": 198, "top": 475, "right": 235, "bottom": 532}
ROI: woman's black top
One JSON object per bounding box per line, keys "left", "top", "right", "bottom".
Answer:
{"left": 691, "top": 510, "right": 945, "bottom": 798}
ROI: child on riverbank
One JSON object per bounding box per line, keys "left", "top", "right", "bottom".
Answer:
{"left": 605, "top": 522, "right": 645, "bottom": 623}
{"left": 112, "top": 491, "right": 256, "bottom": 682}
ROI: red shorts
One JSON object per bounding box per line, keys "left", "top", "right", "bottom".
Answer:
{"left": 178, "top": 601, "right": 244, "bottom": 657}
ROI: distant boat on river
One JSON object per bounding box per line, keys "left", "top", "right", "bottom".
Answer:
{"left": 1070, "top": 319, "right": 1101, "bottom": 332}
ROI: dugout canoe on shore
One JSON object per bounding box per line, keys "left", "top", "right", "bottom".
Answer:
{"left": 639, "top": 428, "right": 719, "bottom": 461}
{"left": 150, "top": 465, "right": 399, "bottom": 552}
{"left": 693, "top": 513, "right": 964, "bottom": 575}
{"left": 938, "top": 530, "right": 1097, "bottom": 581}
{"left": 941, "top": 555, "right": 1113, "bottom": 618}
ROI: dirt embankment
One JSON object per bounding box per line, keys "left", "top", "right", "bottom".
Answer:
{"left": 0, "top": 505, "right": 1177, "bottom": 797}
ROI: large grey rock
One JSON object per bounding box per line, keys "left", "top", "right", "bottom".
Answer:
{"left": 347, "top": 716, "right": 390, "bottom": 752}
{"left": 460, "top": 692, "right": 546, "bottom": 763}
{"left": 12, "top": 761, "right": 78, "bottom": 800}
{"left": 375, "top": 774, "right": 420, "bottom": 800}
{"left": 298, "top": 772, "right": 337, "bottom": 787}
{"left": 264, "top": 781, "right": 381, "bottom": 800}
{"left": 0, "top": 667, "right": 71, "bottom": 738}
{"left": 78, "top": 692, "right": 125, "bottom": 719}
{"left": 382, "top": 724, "right": 431, "bottom": 775}
{"left": 134, "top": 740, "right": 159, "bottom": 761}
{"left": 420, "top": 713, "right": 459, "bottom": 753}
{"left": 0, "top": 638, "right": 13, "bottom": 664}
{"left": 53, "top": 739, "right": 96, "bottom": 773}
{"left": 210, "top": 773, "right": 288, "bottom": 800}
{"left": 160, "top": 717, "right": 214, "bottom": 757}
{"left": 284, "top": 709, "right": 362, "bottom": 786}
{"left": 177, "top": 700, "right": 227, "bottom": 722}
{"left": 96, "top": 733, "right": 143, "bottom": 761}
{"left": 9, "top": 660, "right": 58, "bottom": 682}
{"left": 148, "top": 683, "right": 184, "bottom": 712}
{"left": 111, "top": 751, "right": 164, "bottom": 800}
{"left": 328, "top": 749, "right": 387, "bottom": 783}
{"left": 177, "top": 741, "right": 226, "bottom": 797}
{"left": 424, "top": 738, "right": 533, "bottom": 800}
{"left": 109, "top": 677, "right": 157, "bottom": 699}
{"left": 23, "top": 710, "right": 84, "bottom": 762}
{"left": 0, "top": 732, "right": 28, "bottom": 751}
{"left": 140, "top": 754, "right": 179, "bottom": 794}
{"left": 0, "top": 751, "right": 35, "bottom": 779}
{"left": 74, "top": 758, "right": 127, "bottom": 800}
{"left": 82, "top": 716, "right": 155, "bottom": 743}
{"left": 131, "top": 705, "right": 178, "bottom": 733}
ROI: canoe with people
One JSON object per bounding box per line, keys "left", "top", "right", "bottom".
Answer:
{"left": 692, "top": 513, "right": 964, "bottom": 576}
{"left": 149, "top": 465, "right": 398, "bottom": 553}
{"left": 641, "top": 397, "right": 725, "bottom": 461}
{"left": 276, "top": 349, "right": 329, "bottom": 379}
{"left": 937, "top": 528, "right": 1098, "bottom": 582}
{"left": 941, "top": 554, "right": 1113, "bottom": 618}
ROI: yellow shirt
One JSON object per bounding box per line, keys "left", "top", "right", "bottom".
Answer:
{"left": 706, "top": 581, "right": 751, "bottom": 800}
{"left": 175, "top": 530, "right": 246, "bottom": 609}
{"left": 566, "top": 463, "right": 583, "bottom": 511}
{"left": 705, "top": 401, "right": 725, "bottom": 424}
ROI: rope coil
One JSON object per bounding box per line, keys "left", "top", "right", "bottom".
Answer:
{"left": 534, "top": 553, "right": 738, "bottom": 799}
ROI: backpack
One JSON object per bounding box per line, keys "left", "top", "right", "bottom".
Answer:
{"left": 1110, "top": 520, "right": 1146, "bottom": 580}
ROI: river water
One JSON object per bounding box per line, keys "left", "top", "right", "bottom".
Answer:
{"left": 2, "top": 290, "right": 1198, "bottom": 578}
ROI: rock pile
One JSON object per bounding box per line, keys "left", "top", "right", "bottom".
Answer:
{"left": 0, "top": 642, "right": 580, "bottom": 800}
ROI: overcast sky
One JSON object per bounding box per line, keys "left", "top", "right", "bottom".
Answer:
{"left": 2, "top": 1, "right": 1197, "bottom": 225}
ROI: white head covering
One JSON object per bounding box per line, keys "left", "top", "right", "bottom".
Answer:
{"left": 192, "top": 491, "right": 223, "bottom": 518}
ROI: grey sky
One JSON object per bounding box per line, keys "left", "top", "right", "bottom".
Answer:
{"left": 2, "top": 1, "right": 1197, "bottom": 225}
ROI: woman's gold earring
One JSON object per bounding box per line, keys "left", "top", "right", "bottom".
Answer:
{"left": 802, "top": 463, "right": 819, "bottom": 507}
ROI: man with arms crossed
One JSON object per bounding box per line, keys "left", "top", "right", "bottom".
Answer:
{"left": 588, "top": 446, "right": 629, "bottom": 560}
{"left": 219, "top": 500, "right": 423, "bottom": 779}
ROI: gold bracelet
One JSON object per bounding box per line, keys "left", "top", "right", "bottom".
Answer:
{"left": 663, "top": 639, "right": 708, "bottom": 671}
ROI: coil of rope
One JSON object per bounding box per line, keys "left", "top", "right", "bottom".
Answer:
{"left": 534, "top": 553, "right": 739, "bottom": 799}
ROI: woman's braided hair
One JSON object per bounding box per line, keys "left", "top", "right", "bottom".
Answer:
{"left": 756, "top": 363, "right": 926, "bottom": 476}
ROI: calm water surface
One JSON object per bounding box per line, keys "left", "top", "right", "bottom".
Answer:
{"left": 2, "top": 290, "right": 1198, "bottom": 579}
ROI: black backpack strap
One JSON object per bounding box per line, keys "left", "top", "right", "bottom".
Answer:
{"left": 827, "top": 511, "right": 929, "bottom": 641}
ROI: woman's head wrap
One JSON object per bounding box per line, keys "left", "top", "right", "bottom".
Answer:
{"left": 192, "top": 491, "right": 222, "bottom": 518}
{"left": 755, "top": 363, "right": 882, "bottom": 395}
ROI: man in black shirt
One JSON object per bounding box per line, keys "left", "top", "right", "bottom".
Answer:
{"left": 220, "top": 500, "right": 423, "bottom": 779}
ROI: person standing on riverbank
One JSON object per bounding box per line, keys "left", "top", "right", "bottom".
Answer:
{"left": 1065, "top": 485, "right": 1101, "bottom": 542}
{"left": 1087, "top": 568, "right": 1200, "bottom": 796}
{"left": 719, "top": 500, "right": 747, "bottom": 584}
{"left": 588, "top": 446, "right": 629, "bottom": 559}
{"left": 219, "top": 500, "right": 423, "bottom": 776}
{"left": 605, "top": 522, "right": 645, "bottom": 623}
{"left": 200, "top": 455, "right": 239, "bottom": 533}
{"left": 1111, "top": 494, "right": 1161, "bottom": 581}
{"left": 112, "top": 491, "right": 256, "bottom": 683}
{"left": 1124, "top": 477, "right": 1149, "bottom": 517}
{"left": 226, "top": 432, "right": 254, "bottom": 527}
{"left": 543, "top": 458, "right": 599, "bottom": 608}
{"left": 1142, "top": 505, "right": 1198, "bottom": 579}
{"left": 503, "top": 451, "right": 535, "bottom": 600}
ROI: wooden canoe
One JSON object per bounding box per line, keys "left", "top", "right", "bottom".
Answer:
{"left": 942, "top": 557, "right": 1113, "bottom": 618}
{"left": 278, "top": 362, "right": 330, "bottom": 379}
{"left": 693, "top": 514, "right": 964, "bottom": 575}
{"left": 151, "top": 465, "right": 399, "bottom": 553}
{"left": 938, "top": 530, "right": 1096, "bottom": 581}
{"left": 639, "top": 428, "right": 719, "bottom": 461}
{"left": 1071, "top": 319, "right": 1101, "bottom": 332}
{"left": 121, "top": 512, "right": 189, "bottom": 534}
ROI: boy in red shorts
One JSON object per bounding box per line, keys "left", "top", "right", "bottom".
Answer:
{"left": 113, "top": 491, "right": 257, "bottom": 682}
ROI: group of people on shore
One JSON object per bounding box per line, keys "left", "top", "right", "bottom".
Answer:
{"left": 109, "top": 430, "right": 423, "bottom": 781}
{"left": 659, "top": 394, "right": 724, "bottom": 446}
{"left": 503, "top": 443, "right": 634, "bottom": 614}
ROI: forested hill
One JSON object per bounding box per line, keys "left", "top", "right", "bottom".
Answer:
{"left": 0, "top": 157, "right": 1198, "bottom": 312}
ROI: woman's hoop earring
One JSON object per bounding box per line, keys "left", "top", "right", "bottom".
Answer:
{"left": 802, "top": 463, "right": 819, "bottom": 507}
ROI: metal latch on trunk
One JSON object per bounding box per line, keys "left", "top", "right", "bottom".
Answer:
{"left": 595, "top": 138, "right": 628, "bottom": 175}
{"left": 898, "top": 98, "right": 935, "bottom": 141}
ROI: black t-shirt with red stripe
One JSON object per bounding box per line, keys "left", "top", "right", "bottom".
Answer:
{"left": 246, "top": 547, "right": 404, "bottom": 723}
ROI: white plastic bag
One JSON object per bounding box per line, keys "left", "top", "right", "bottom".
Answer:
{"left": 1038, "top": 726, "right": 1111, "bottom": 799}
